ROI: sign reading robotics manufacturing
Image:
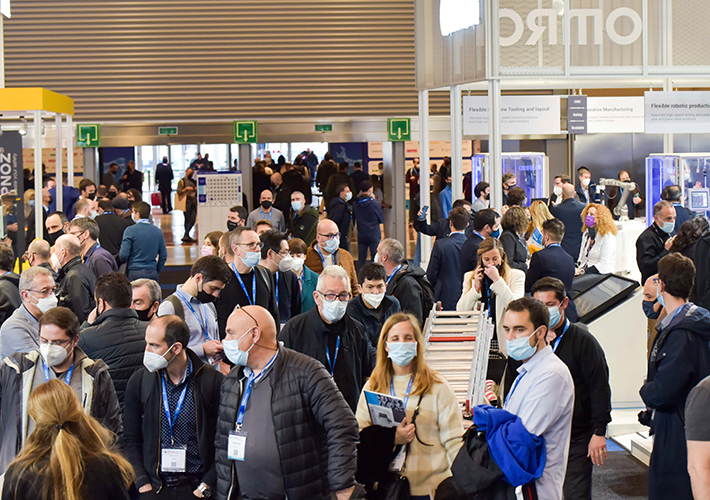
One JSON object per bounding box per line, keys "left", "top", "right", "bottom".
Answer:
{"left": 499, "top": 7, "right": 642, "bottom": 47}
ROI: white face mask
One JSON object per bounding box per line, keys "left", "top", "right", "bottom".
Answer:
{"left": 553, "top": 185, "right": 563, "bottom": 197}
{"left": 291, "top": 257, "right": 305, "bottom": 273}
{"left": 373, "top": 253, "right": 380, "bottom": 264}
{"left": 143, "top": 344, "right": 176, "bottom": 373}
{"left": 29, "top": 292, "right": 58, "bottom": 314}
{"left": 277, "top": 254, "right": 294, "bottom": 273}
{"left": 40, "top": 343, "right": 71, "bottom": 368}
{"left": 581, "top": 178, "right": 590, "bottom": 188}
{"left": 319, "top": 297, "right": 348, "bottom": 323}
{"left": 345, "top": 191, "right": 353, "bottom": 201}
{"left": 362, "top": 292, "right": 385, "bottom": 309}
{"left": 50, "top": 252, "right": 62, "bottom": 271}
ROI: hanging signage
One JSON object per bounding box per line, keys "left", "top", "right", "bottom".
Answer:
{"left": 387, "top": 118, "right": 412, "bottom": 142}
{"left": 0, "top": 131, "right": 25, "bottom": 253}
{"left": 233, "top": 120, "right": 258, "bottom": 144}
{"left": 587, "top": 97, "right": 645, "bottom": 133}
{"left": 645, "top": 92, "right": 710, "bottom": 134}
{"left": 77, "top": 124, "right": 100, "bottom": 147}
{"left": 158, "top": 126, "right": 178, "bottom": 136}
{"left": 567, "top": 96, "right": 587, "bottom": 134}
{"left": 463, "top": 96, "right": 561, "bottom": 136}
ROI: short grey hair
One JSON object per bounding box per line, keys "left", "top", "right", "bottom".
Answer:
{"left": 654, "top": 200, "right": 674, "bottom": 216}
{"left": 316, "top": 265, "right": 350, "bottom": 292}
{"left": 19, "top": 266, "right": 54, "bottom": 292}
{"left": 379, "top": 238, "right": 404, "bottom": 265}
{"left": 131, "top": 278, "right": 162, "bottom": 305}
{"left": 68, "top": 217, "right": 100, "bottom": 241}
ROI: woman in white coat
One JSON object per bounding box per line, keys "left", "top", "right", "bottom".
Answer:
{"left": 576, "top": 203, "right": 618, "bottom": 275}
{"left": 456, "top": 238, "right": 525, "bottom": 356}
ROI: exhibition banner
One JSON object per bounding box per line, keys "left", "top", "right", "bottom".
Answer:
{"left": 587, "top": 97, "right": 645, "bottom": 133}
{"left": 645, "top": 91, "right": 710, "bottom": 134}
{"left": 463, "top": 96, "right": 561, "bottom": 136}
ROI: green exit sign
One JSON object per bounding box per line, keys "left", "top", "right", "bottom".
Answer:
{"left": 387, "top": 118, "right": 411, "bottom": 142}
{"left": 315, "top": 124, "right": 332, "bottom": 132}
{"left": 76, "top": 124, "right": 100, "bottom": 147}
{"left": 234, "top": 120, "right": 258, "bottom": 144}
{"left": 158, "top": 126, "right": 178, "bottom": 136}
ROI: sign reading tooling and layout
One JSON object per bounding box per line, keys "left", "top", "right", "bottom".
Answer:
{"left": 463, "top": 96, "right": 561, "bottom": 136}
{"left": 645, "top": 92, "right": 710, "bottom": 134}
{"left": 76, "top": 124, "right": 100, "bottom": 147}
{"left": 233, "top": 120, "right": 258, "bottom": 144}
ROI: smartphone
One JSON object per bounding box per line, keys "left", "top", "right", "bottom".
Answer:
{"left": 419, "top": 206, "right": 429, "bottom": 221}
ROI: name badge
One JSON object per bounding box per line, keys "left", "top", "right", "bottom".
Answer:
{"left": 161, "top": 448, "right": 187, "bottom": 472}
{"left": 228, "top": 431, "right": 247, "bottom": 461}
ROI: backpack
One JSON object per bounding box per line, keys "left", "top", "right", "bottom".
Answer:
{"left": 414, "top": 274, "right": 436, "bottom": 319}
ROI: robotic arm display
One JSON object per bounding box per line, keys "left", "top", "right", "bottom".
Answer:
{"left": 597, "top": 178, "right": 637, "bottom": 220}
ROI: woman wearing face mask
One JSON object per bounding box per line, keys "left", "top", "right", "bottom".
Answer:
{"left": 576, "top": 204, "right": 617, "bottom": 275}
{"left": 288, "top": 238, "right": 319, "bottom": 313}
{"left": 355, "top": 313, "right": 464, "bottom": 500}
{"left": 457, "top": 238, "right": 525, "bottom": 357}
{"left": 202, "top": 231, "right": 223, "bottom": 257}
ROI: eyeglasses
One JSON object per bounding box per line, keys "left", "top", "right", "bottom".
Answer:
{"left": 39, "top": 338, "right": 71, "bottom": 347}
{"left": 28, "top": 287, "right": 57, "bottom": 297}
{"left": 237, "top": 242, "right": 264, "bottom": 251}
{"left": 318, "top": 232, "right": 340, "bottom": 240}
{"left": 318, "top": 291, "right": 351, "bottom": 302}
{"left": 235, "top": 304, "right": 258, "bottom": 327}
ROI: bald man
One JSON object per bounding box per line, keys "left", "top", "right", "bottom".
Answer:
{"left": 550, "top": 183, "right": 587, "bottom": 259}
{"left": 304, "top": 219, "right": 359, "bottom": 297}
{"left": 53, "top": 234, "right": 96, "bottom": 323}
{"left": 26, "top": 239, "right": 56, "bottom": 278}
{"left": 214, "top": 305, "right": 359, "bottom": 500}
{"left": 246, "top": 189, "right": 286, "bottom": 232}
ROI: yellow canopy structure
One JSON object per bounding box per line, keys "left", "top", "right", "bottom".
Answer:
{"left": 0, "top": 87, "right": 74, "bottom": 115}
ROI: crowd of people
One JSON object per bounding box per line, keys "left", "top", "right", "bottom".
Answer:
{"left": 0, "top": 155, "right": 709, "bottom": 500}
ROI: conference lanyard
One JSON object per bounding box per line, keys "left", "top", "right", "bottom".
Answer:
{"left": 232, "top": 263, "right": 256, "bottom": 305}
{"left": 325, "top": 336, "right": 340, "bottom": 375}
{"left": 505, "top": 372, "right": 526, "bottom": 406}
{"left": 42, "top": 358, "right": 75, "bottom": 385}
{"left": 552, "top": 319, "right": 570, "bottom": 353}
{"left": 176, "top": 289, "right": 210, "bottom": 341}
{"left": 386, "top": 265, "right": 402, "bottom": 286}
{"left": 297, "top": 273, "right": 303, "bottom": 292}
{"left": 259, "top": 208, "right": 272, "bottom": 222}
{"left": 391, "top": 376, "right": 414, "bottom": 408}
{"left": 547, "top": 243, "right": 561, "bottom": 248}
{"left": 161, "top": 363, "right": 191, "bottom": 445}
{"left": 472, "top": 231, "right": 485, "bottom": 240}
{"left": 275, "top": 273, "right": 280, "bottom": 307}
{"left": 316, "top": 245, "right": 338, "bottom": 266}
{"left": 235, "top": 353, "right": 278, "bottom": 432}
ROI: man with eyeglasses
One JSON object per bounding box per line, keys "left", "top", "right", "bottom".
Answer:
{"left": 67, "top": 217, "right": 118, "bottom": 279}
{"left": 279, "top": 265, "right": 375, "bottom": 411}
{"left": 214, "top": 227, "right": 279, "bottom": 340}
{"left": 259, "top": 230, "right": 301, "bottom": 324}
{"left": 0, "top": 306, "right": 121, "bottom": 475}
{"left": 304, "top": 219, "right": 359, "bottom": 298}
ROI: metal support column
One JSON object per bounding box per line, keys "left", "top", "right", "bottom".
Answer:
{"left": 55, "top": 114, "right": 63, "bottom": 211}
{"left": 418, "top": 90, "right": 432, "bottom": 266}
{"left": 34, "top": 110, "right": 43, "bottom": 240}
{"left": 450, "top": 84, "right": 463, "bottom": 200}
{"left": 383, "top": 141, "right": 407, "bottom": 244}
{"left": 66, "top": 115, "right": 75, "bottom": 189}
{"left": 489, "top": 79, "right": 503, "bottom": 212}
{"left": 238, "top": 144, "right": 253, "bottom": 208}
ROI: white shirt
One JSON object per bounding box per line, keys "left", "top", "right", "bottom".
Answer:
{"left": 577, "top": 231, "right": 617, "bottom": 274}
{"left": 505, "top": 345, "right": 575, "bottom": 500}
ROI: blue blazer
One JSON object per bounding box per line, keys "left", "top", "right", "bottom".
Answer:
{"left": 118, "top": 220, "right": 168, "bottom": 273}
{"left": 526, "top": 244, "right": 578, "bottom": 321}
{"left": 550, "top": 198, "right": 586, "bottom": 260}
{"left": 427, "top": 232, "right": 467, "bottom": 310}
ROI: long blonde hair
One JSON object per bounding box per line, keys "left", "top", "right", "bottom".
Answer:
{"left": 8, "top": 380, "right": 134, "bottom": 500}
{"left": 476, "top": 238, "right": 511, "bottom": 284}
{"left": 581, "top": 203, "right": 618, "bottom": 237}
{"left": 368, "top": 313, "right": 441, "bottom": 396}
{"left": 527, "top": 200, "right": 554, "bottom": 234}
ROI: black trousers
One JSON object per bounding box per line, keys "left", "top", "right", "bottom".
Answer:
{"left": 140, "top": 484, "right": 199, "bottom": 500}
{"left": 160, "top": 188, "right": 172, "bottom": 213}
{"left": 563, "top": 434, "right": 593, "bottom": 500}
{"left": 184, "top": 202, "right": 197, "bottom": 237}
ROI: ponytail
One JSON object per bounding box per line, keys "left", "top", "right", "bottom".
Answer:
{"left": 50, "top": 425, "right": 84, "bottom": 500}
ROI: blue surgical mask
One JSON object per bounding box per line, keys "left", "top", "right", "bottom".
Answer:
{"left": 222, "top": 329, "right": 255, "bottom": 366}
{"left": 324, "top": 236, "right": 340, "bottom": 254}
{"left": 506, "top": 328, "right": 540, "bottom": 361}
{"left": 491, "top": 228, "right": 501, "bottom": 239}
{"left": 292, "top": 201, "right": 303, "bottom": 212}
{"left": 240, "top": 251, "right": 261, "bottom": 268}
{"left": 660, "top": 220, "right": 675, "bottom": 234}
{"left": 643, "top": 299, "right": 661, "bottom": 320}
{"left": 548, "top": 306, "right": 562, "bottom": 329}
{"left": 387, "top": 342, "right": 417, "bottom": 367}
{"left": 656, "top": 283, "right": 665, "bottom": 308}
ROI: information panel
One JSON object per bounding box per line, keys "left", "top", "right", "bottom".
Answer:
{"left": 463, "top": 96, "right": 561, "bottom": 136}
{"left": 645, "top": 91, "right": 710, "bottom": 134}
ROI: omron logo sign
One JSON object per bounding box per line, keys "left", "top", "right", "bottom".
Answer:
{"left": 440, "top": 0, "right": 481, "bottom": 36}
{"left": 500, "top": 7, "right": 642, "bottom": 46}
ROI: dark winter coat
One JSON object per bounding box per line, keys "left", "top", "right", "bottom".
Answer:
{"left": 386, "top": 260, "right": 426, "bottom": 326}
{"left": 56, "top": 256, "right": 97, "bottom": 323}
{"left": 0, "top": 273, "right": 21, "bottom": 325}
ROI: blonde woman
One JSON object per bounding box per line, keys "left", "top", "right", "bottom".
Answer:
{"left": 526, "top": 201, "right": 554, "bottom": 253}
{"left": 457, "top": 238, "right": 525, "bottom": 355}
{"left": 356, "top": 313, "right": 464, "bottom": 499}
{"left": 23, "top": 190, "right": 35, "bottom": 220}
{"left": 577, "top": 203, "right": 618, "bottom": 275}
{"left": 2, "top": 379, "right": 134, "bottom": 500}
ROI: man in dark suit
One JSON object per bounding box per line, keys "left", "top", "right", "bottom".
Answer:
{"left": 427, "top": 207, "right": 469, "bottom": 310}
{"left": 327, "top": 183, "right": 353, "bottom": 251}
{"left": 550, "top": 183, "right": 586, "bottom": 260}
{"left": 460, "top": 208, "right": 500, "bottom": 275}
{"left": 414, "top": 199, "right": 472, "bottom": 240}
{"left": 575, "top": 166, "right": 600, "bottom": 205}
{"left": 526, "top": 218, "right": 578, "bottom": 321}
{"left": 154, "top": 156, "right": 174, "bottom": 214}
{"left": 95, "top": 200, "right": 133, "bottom": 256}
{"left": 349, "top": 162, "right": 369, "bottom": 194}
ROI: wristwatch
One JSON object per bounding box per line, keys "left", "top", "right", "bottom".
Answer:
{"left": 198, "top": 483, "right": 212, "bottom": 498}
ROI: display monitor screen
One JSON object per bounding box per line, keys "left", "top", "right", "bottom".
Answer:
{"left": 573, "top": 275, "right": 638, "bottom": 321}
{"left": 688, "top": 189, "right": 710, "bottom": 211}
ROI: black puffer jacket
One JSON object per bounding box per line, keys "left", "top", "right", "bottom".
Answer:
{"left": 78, "top": 308, "right": 147, "bottom": 409}
{"left": 0, "top": 273, "right": 21, "bottom": 325}
{"left": 214, "top": 346, "right": 358, "bottom": 500}
{"left": 57, "top": 256, "right": 96, "bottom": 323}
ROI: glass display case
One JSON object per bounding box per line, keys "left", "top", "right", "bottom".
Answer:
{"left": 645, "top": 154, "right": 710, "bottom": 221}
{"left": 471, "top": 153, "right": 549, "bottom": 201}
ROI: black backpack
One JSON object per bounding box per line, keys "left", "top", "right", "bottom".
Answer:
{"left": 414, "top": 274, "right": 436, "bottom": 319}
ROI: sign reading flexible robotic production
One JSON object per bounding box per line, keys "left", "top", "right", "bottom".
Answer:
{"left": 234, "top": 121, "right": 258, "bottom": 144}
{"left": 387, "top": 118, "right": 411, "bottom": 142}
{"left": 645, "top": 92, "right": 710, "bottom": 134}
{"left": 77, "top": 124, "right": 100, "bottom": 147}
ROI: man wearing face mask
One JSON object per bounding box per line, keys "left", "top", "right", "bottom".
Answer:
{"left": 246, "top": 189, "right": 286, "bottom": 233}
{"left": 78, "top": 273, "right": 147, "bottom": 409}
{"left": 25, "top": 239, "right": 57, "bottom": 279}
{"left": 279, "top": 265, "right": 375, "bottom": 411}
{"left": 305, "top": 219, "right": 359, "bottom": 298}
{"left": 288, "top": 237, "right": 319, "bottom": 313}
{"left": 215, "top": 227, "right": 279, "bottom": 340}
{"left": 214, "top": 305, "right": 360, "bottom": 500}
{"left": 53, "top": 234, "right": 96, "bottom": 324}
{"left": 131, "top": 278, "right": 162, "bottom": 322}
{"left": 327, "top": 183, "right": 353, "bottom": 252}
{"left": 72, "top": 197, "right": 98, "bottom": 220}
{"left": 636, "top": 200, "right": 677, "bottom": 285}
{"left": 502, "top": 297, "right": 575, "bottom": 500}
{"left": 532, "top": 278, "right": 611, "bottom": 500}
{"left": 45, "top": 211, "right": 68, "bottom": 246}
{"left": 259, "top": 230, "right": 301, "bottom": 324}
{"left": 0, "top": 306, "right": 121, "bottom": 474}
{"left": 67, "top": 217, "right": 117, "bottom": 279}
{"left": 471, "top": 181, "right": 490, "bottom": 213}
{"left": 0, "top": 267, "right": 56, "bottom": 359}
{"left": 288, "top": 190, "right": 319, "bottom": 246}
{"left": 118, "top": 201, "right": 168, "bottom": 281}
{"left": 123, "top": 315, "right": 223, "bottom": 499}
{"left": 352, "top": 180, "right": 385, "bottom": 269}
{"left": 575, "top": 166, "right": 599, "bottom": 204}
{"left": 346, "top": 263, "right": 401, "bottom": 347}
{"left": 159, "top": 256, "right": 231, "bottom": 366}
{"left": 661, "top": 184, "right": 691, "bottom": 235}
{"left": 550, "top": 184, "right": 586, "bottom": 260}
{"left": 227, "top": 205, "right": 247, "bottom": 232}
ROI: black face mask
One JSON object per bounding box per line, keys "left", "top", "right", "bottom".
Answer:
{"left": 260, "top": 200, "right": 273, "bottom": 210}
{"left": 48, "top": 195, "right": 54, "bottom": 206}
{"left": 127, "top": 200, "right": 135, "bottom": 208}
{"left": 47, "top": 229, "right": 64, "bottom": 245}
{"left": 135, "top": 306, "right": 154, "bottom": 322}
{"left": 642, "top": 299, "right": 661, "bottom": 320}
{"left": 107, "top": 191, "right": 117, "bottom": 200}
{"left": 196, "top": 282, "right": 217, "bottom": 304}
{"left": 87, "top": 192, "right": 96, "bottom": 201}
{"left": 484, "top": 193, "right": 490, "bottom": 201}
{"left": 227, "top": 220, "right": 239, "bottom": 232}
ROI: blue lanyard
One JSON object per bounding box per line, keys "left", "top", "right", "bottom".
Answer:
{"left": 505, "top": 372, "right": 526, "bottom": 406}
{"left": 236, "top": 353, "right": 278, "bottom": 431}
{"left": 547, "top": 243, "right": 561, "bottom": 248}
{"left": 275, "top": 272, "right": 280, "bottom": 307}
{"left": 84, "top": 243, "right": 100, "bottom": 260}
{"left": 176, "top": 289, "right": 210, "bottom": 341}
{"left": 386, "top": 265, "right": 402, "bottom": 285}
{"left": 552, "top": 319, "right": 570, "bottom": 353}
{"left": 316, "top": 245, "right": 338, "bottom": 267}
{"left": 42, "top": 358, "right": 75, "bottom": 385}
{"left": 161, "top": 363, "right": 191, "bottom": 444}
{"left": 472, "top": 231, "right": 485, "bottom": 240}
{"left": 325, "top": 336, "right": 340, "bottom": 375}
{"left": 259, "top": 208, "right": 272, "bottom": 221}
{"left": 231, "top": 263, "right": 256, "bottom": 305}
{"left": 137, "top": 219, "right": 150, "bottom": 224}
{"left": 390, "top": 376, "right": 414, "bottom": 408}
{"left": 102, "top": 211, "right": 115, "bottom": 215}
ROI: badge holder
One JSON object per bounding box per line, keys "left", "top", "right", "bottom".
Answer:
{"left": 161, "top": 445, "right": 188, "bottom": 473}
{"left": 228, "top": 425, "right": 248, "bottom": 462}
